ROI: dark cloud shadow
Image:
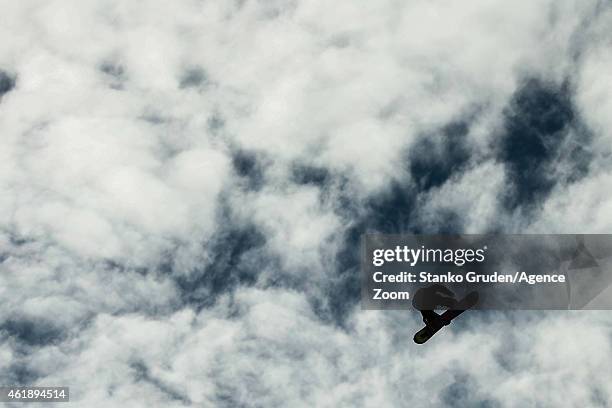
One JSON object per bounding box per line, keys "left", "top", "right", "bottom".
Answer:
{"left": 129, "top": 360, "right": 191, "bottom": 405}
{"left": 99, "top": 61, "right": 127, "bottom": 90}
{"left": 0, "top": 318, "right": 65, "bottom": 348}
{"left": 410, "top": 120, "right": 472, "bottom": 192}
{"left": 179, "top": 67, "right": 210, "bottom": 89}
{"left": 498, "top": 78, "right": 592, "bottom": 212}
{"left": 173, "top": 206, "right": 267, "bottom": 310}
{"left": 291, "top": 163, "right": 330, "bottom": 188}
{"left": 0, "top": 70, "right": 16, "bottom": 98}
{"left": 231, "top": 150, "right": 266, "bottom": 191}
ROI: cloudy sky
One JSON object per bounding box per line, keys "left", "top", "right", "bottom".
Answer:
{"left": 1, "top": 0, "right": 612, "bottom": 406}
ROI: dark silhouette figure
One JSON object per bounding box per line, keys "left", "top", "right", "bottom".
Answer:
{"left": 412, "top": 284, "right": 458, "bottom": 326}
{"left": 412, "top": 285, "right": 479, "bottom": 344}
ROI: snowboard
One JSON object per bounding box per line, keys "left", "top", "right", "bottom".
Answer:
{"left": 413, "top": 291, "right": 479, "bottom": 344}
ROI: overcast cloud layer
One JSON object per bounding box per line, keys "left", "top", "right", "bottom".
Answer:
{"left": 1, "top": 0, "right": 612, "bottom": 406}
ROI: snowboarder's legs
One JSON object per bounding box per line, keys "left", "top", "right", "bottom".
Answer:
{"left": 420, "top": 310, "right": 440, "bottom": 327}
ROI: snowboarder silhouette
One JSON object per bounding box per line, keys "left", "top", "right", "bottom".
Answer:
{"left": 412, "top": 284, "right": 458, "bottom": 326}
{"left": 412, "top": 284, "right": 479, "bottom": 344}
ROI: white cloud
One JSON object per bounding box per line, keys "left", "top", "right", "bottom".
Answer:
{"left": 418, "top": 160, "right": 505, "bottom": 233}
{"left": 17, "top": 289, "right": 612, "bottom": 407}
